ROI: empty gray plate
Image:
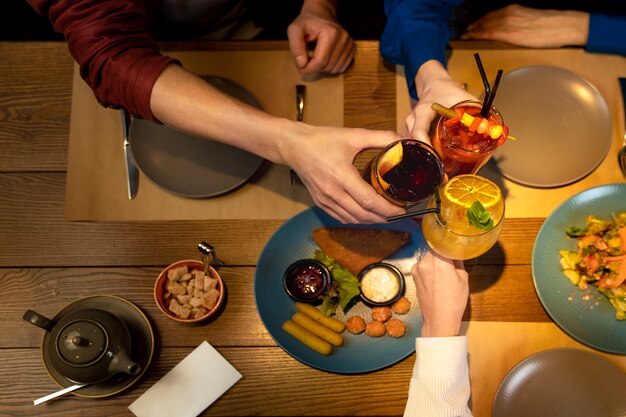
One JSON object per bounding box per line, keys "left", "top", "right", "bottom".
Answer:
{"left": 493, "top": 348, "right": 626, "bottom": 417}
{"left": 491, "top": 66, "right": 611, "bottom": 188}
{"left": 130, "top": 76, "right": 265, "bottom": 198}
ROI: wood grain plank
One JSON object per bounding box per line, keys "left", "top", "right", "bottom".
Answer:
{"left": 344, "top": 42, "right": 396, "bottom": 131}
{"left": 4, "top": 263, "right": 548, "bottom": 350}
{"left": 0, "top": 172, "right": 542, "bottom": 267}
{"left": 1, "top": 346, "right": 413, "bottom": 416}
{"left": 0, "top": 42, "right": 73, "bottom": 171}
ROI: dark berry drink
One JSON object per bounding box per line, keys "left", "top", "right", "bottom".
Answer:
{"left": 363, "top": 139, "right": 444, "bottom": 207}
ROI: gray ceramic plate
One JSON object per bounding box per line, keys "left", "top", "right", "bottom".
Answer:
{"left": 491, "top": 66, "right": 611, "bottom": 188}
{"left": 493, "top": 348, "right": 626, "bottom": 417}
{"left": 130, "top": 76, "right": 265, "bottom": 198}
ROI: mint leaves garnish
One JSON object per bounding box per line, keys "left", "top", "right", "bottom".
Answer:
{"left": 467, "top": 201, "right": 494, "bottom": 231}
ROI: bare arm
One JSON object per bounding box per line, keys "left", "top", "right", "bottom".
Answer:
{"left": 462, "top": 4, "right": 589, "bottom": 48}
{"left": 411, "top": 249, "right": 468, "bottom": 337}
{"left": 150, "top": 64, "right": 404, "bottom": 223}
{"left": 406, "top": 60, "right": 475, "bottom": 143}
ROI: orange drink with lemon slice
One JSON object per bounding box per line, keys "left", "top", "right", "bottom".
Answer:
{"left": 422, "top": 174, "right": 504, "bottom": 260}
{"left": 362, "top": 139, "right": 444, "bottom": 207}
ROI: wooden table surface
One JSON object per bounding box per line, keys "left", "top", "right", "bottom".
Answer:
{"left": 0, "top": 40, "right": 623, "bottom": 417}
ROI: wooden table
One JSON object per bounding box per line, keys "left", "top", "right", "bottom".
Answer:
{"left": 0, "top": 40, "right": 624, "bottom": 417}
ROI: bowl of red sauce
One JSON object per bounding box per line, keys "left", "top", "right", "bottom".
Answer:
{"left": 283, "top": 259, "right": 330, "bottom": 303}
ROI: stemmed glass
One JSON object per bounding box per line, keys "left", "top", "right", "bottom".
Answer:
{"left": 421, "top": 174, "right": 505, "bottom": 260}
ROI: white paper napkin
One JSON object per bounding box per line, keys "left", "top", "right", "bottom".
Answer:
{"left": 128, "top": 341, "right": 242, "bottom": 417}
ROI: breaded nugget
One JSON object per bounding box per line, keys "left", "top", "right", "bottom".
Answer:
{"left": 385, "top": 318, "right": 406, "bottom": 338}
{"left": 391, "top": 296, "right": 411, "bottom": 315}
{"left": 365, "top": 320, "right": 386, "bottom": 337}
{"left": 345, "top": 316, "right": 366, "bottom": 334}
{"left": 371, "top": 306, "right": 392, "bottom": 322}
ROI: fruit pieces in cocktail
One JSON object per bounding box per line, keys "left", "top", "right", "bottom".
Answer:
{"left": 365, "top": 139, "right": 445, "bottom": 207}
{"left": 422, "top": 174, "right": 504, "bottom": 260}
{"left": 431, "top": 101, "right": 510, "bottom": 178}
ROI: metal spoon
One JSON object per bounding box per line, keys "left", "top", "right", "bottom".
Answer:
{"left": 34, "top": 383, "right": 86, "bottom": 405}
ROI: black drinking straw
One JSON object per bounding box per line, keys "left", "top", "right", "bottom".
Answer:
{"left": 485, "top": 69, "right": 503, "bottom": 112}
{"left": 474, "top": 53, "right": 491, "bottom": 117}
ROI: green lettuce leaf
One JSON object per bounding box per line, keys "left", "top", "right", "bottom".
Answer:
{"left": 313, "top": 250, "right": 360, "bottom": 316}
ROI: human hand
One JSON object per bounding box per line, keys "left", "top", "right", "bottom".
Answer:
{"left": 287, "top": 0, "right": 355, "bottom": 75}
{"left": 461, "top": 4, "right": 589, "bottom": 48}
{"left": 285, "top": 125, "right": 404, "bottom": 223}
{"left": 405, "top": 60, "right": 475, "bottom": 143}
{"left": 411, "top": 250, "right": 469, "bottom": 337}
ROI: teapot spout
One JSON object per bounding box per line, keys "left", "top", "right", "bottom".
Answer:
{"left": 109, "top": 349, "right": 142, "bottom": 376}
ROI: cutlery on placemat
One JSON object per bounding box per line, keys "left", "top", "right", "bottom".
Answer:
{"left": 618, "top": 78, "right": 626, "bottom": 178}
{"left": 121, "top": 109, "right": 139, "bottom": 199}
{"left": 290, "top": 85, "right": 306, "bottom": 186}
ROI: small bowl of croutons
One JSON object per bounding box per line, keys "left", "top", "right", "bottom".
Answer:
{"left": 154, "top": 259, "right": 225, "bottom": 323}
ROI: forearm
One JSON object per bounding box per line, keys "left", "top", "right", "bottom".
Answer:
{"left": 150, "top": 64, "right": 302, "bottom": 164}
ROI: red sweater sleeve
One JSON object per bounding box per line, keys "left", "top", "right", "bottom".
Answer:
{"left": 27, "top": 0, "right": 179, "bottom": 122}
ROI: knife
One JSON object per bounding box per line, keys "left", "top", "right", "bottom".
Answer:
{"left": 618, "top": 78, "right": 626, "bottom": 178}
{"left": 121, "top": 109, "right": 139, "bottom": 199}
{"left": 296, "top": 84, "right": 306, "bottom": 122}
{"left": 290, "top": 86, "right": 306, "bottom": 186}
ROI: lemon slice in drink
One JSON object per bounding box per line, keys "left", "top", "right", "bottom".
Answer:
{"left": 444, "top": 174, "right": 501, "bottom": 208}
{"left": 376, "top": 141, "right": 403, "bottom": 190}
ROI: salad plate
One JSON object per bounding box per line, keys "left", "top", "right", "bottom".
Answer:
{"left": 532, "top": 183, "right": 626, "bottom": 353}
{"left": 493, "top": 348, "right": 625, "bottom": 417}
{"left": 492, "top": 66, "right": 611, "bottom": 188}
{"left": 254, "top": 207, "right": 425, "bottom": 373}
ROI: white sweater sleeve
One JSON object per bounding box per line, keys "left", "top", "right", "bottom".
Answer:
{"left": 404, "top": 336, "right": 473, "bottom": 417}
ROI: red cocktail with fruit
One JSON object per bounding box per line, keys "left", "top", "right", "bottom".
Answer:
{"left": 431, "top": 100, "right": 510, "bottom": 178}
{"left": 362, "top": 139, "right": 444, "bottom": 207}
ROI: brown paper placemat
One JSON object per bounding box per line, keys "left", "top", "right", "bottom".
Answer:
{"left": 396, "top": 49, "right": 626, "bottom": 218}
{"left": 65, "top": 50, "right": 344, "bottom": 221}
{"left": 463, "top": 321, "right": 626, "bottom": 417}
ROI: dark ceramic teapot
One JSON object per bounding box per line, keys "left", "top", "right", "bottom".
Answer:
{"left": 23, "top": 307, "right": 141, "bottom": 384}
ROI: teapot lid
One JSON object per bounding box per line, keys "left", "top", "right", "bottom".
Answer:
{"left": 56, "top": 319, "right": 108, "bottom": 366}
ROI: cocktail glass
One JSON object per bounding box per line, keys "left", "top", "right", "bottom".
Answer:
{"left": 431, "top": 100, "right": 504, "bottom": 179}
{"left": 421, "top": 174, "right": 504, "bottom": 260}
{"left": 362, "top": 139, "right": 445, "bottom": 208}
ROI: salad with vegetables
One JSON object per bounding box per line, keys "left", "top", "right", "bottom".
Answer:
{"left": 559, "top": 212, "right": 626, "bottom": 320}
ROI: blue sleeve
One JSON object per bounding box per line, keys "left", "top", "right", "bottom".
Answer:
{"left": 587, "top": 12, "right": 626, "bottom": 55}
{"left": 380, "top": 0, "right": 463, "bottom": 99}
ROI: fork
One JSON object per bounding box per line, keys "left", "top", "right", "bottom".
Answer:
{"left": 289, "top": 85, "right": 306, "bottom": 187}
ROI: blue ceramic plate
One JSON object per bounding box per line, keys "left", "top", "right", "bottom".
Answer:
{"left": 532, "top": 183, "right": 626, "bottom": 354}
{"left": 254, "top": 207, "right": 426, "bottom": 373}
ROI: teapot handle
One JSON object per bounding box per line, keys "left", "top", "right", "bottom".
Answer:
{"left": 23, "top": 310, "right": 55, "bottom": 332}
